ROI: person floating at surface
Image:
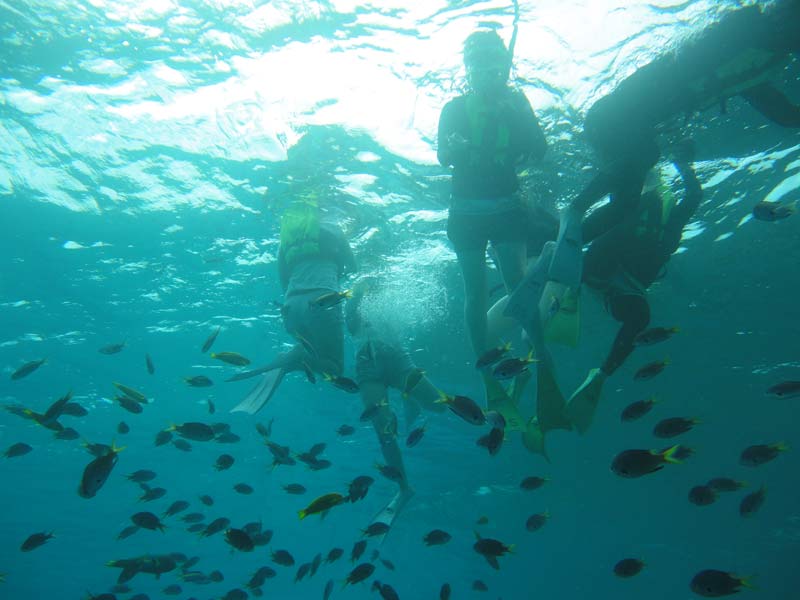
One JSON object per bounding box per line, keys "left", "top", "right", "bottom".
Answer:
{"left": 437, "top": 28, "right": 547, "bottom": 423}
{"left": 565, "top": 140, "right": 703, "bottom": 433}
{"left": 345, "top": 280, "right": 445, "bottom": 532}
{"left": 534, "top": 1, "right": 800, "bottom": 296}
{"left": 230, "top": 194, "right": 356, "bottom": 414}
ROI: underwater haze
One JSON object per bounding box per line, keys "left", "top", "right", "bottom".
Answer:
{"left": 2, "top": 1, "right": 800, "bottom": 599}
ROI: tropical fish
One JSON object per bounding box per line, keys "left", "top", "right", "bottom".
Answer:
{"left": 337, "top": 424, "right": 355, "bottom": 436}
{"left": 10, "top": 358, "right": 46, "bottom": 380}
{"left": 424, "top": 529, "right": 451, "bottom": 546}
{"left": 739, "top": 486, "right": 766, "bottom": 518}
{"left": 405, "top": 422, "right": 427, "bottom": 447}
{"left": 690, "top": 569, "right": 753, "bottom": 597}
{"left": 620, "top": 396, "right": 659, "bottom": 422}
{"left": 78, "top": 443, "right": 123, "bottom": 498}
{"left": 614, "top": 558, "right": 644, "bottom": 578}
{"left": 611, "top": 445, "right": 682, "bottom": 478}
{"left": 473, "top": 533, "right": 514, "bottom": 570}
{"left": 525, "top": 511, "right": 550, "bottom": 532}
{"left": 472, "top": 580, "right": 489, "bottom": 591}
{"left": 520, "top": 476, "right": 549, "bottom": 491}
{"left": 739, "top": 442, "right": 788, "bottom": 466}
{"left": 145, "top": 354, "right": 155, "bottom": 375}
{"left": 131, "top": 512, "right": 165, "bottom": 532}
{"left": 634, "top": 359, "right": 670, "bottom": 380}
{"left": 634, "top": 327, "right": 679, "bottom": 346}
{"left": 350, "top": 540, "right": 367, "bottom": 563}
{"left": 169, "top": 422, "right": 215, "bottom": 442}
{"left": 126, "top": 470, "right": 156, "bottom": 483}
{"left": 326, "top": 548, "right": 344, "bottom": 563}
{"left": 298, "top": 493, "right": 346, "bottom": 519}
{"left": 3, "top": 442, "right": 33, "bottom": 458}
{"left": 492, "top": 352, "right": 535, "bottom": 380}
{"left": 200, "top": 517, "right": 230, "bottom": 538}
{"left": 283, "top": 483, "right": 306, "bottom": 495}
{"left": 211, "top": 352, "right": 251, "bottom": 366}
{"left": 402, "top": 367, "right": 426, "bottom": 396}
{"left": 476, "top": 427, "right": 504, "bottom": 456}
{"left": 688, "top": 485, "right": 717, "bottom": 506}
{"left": 201, "top": 326, "right": 221, "bottom": 353}
{"left": 476, "top": 342, "right": 512, "bottom": 369}
{"left": 163, "top": 500, "right": 189, "bottom": 518}
{"left": 362, "top": 522, "right": 390, "bottom": 537}
{"left": 225, "top": 528, "right": 254, "bottom": 552}
{"left": 184, "top": 375, "right": 213, "bottom": 387}
{"left": 653, "top": 417, "right": 700, "bottom": 438}
{"left": 117, "top": 422, "right": 130, "bottom": 435}
{"left": 324, "top": 373, "right": 359, "bottom": 393}
{"left": 344, "top": 562, "right": 375, "bottom": 587}
{"left": 707, "top": 477, "right": 747, "bottom": 492}
{"left": 271, "top": 549, "right": 295, "bottom": 566}
{"left": 20, "top": 531, "right": 54, "bottom": 551}
{"left": 113, "top": 382, "right": 147, "bottom": 403}
{"left": 752, "top": 199, "right": 795, "bottom": 221}
{"left": 99, "top": 342, "right": 126, "bottom": 355}
{"left": 310, "top": 289, "right": 352, "bottom": 309}
{"left": 766, "top": 380, "right": 800, "bottom": 399}
{"left": 233, "top": 483, "right": 254, "bottom": 495}
{"left": 214, "top": 454, "right": 234, "bottom": 471}
{"left": 436, "top": 392, "right": 486, "bottom": 426}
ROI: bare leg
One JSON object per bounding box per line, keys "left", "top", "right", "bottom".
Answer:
{"left": 456, "top": 248, "right": 489, "bottom": 357}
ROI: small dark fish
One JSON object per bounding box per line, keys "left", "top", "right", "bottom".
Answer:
{"left": 201, "top": 517, "right": 230, "bottom": 537}
{"left": 351, "top": 539, "right": 367, "bottom": 563}
{"left": 61, "top": 402, "right": 88, "bottom": 417}
{"left": 211, "top": 351, "right": 251, "bottom": 366}
{"left": 472, "top": 580, "right": 488, "bottom": 591}
{"left": 116, "top": 525, "right": 140, "bottom": 540}
{"left": 633, "top": 359, "right": 670, "bottom": 380}
{"left": 324, "top": 373, "right": 359, "bottom": 393}
{"left": 201, "top": 326, "right": 221, "bottom": 353}
{"left": 163, "top": 584, "right": 181, "bottom": 595}
{"left": 10, "top": 358, "right": 46, "bottom": 380}
{"left": 283, "top": 483, "right": 306, "bottom": 495}
{"left": 485, "top": 410, "right": 506, "bottom": 429}
{"left": 476, "top": 516, "right": 489, "bottom": 525}
{"left": 3, "top": 442, "right": 33, "bottom": 458}
{"left": 634, "top": 327, "right": 680, "bottom": 346}
{"left": 473, "top": 534, "right": 513, "bottom": 569}
{"left": 225, "top": 528, "right": 255, "bottom": 552}
{"left": 211, "top": 422, "right": 230, "bottom": 434}
{"left": 492, "top": 353, "right": 535, "bottom": 380}
{"left": 181, "top": 512, "right": 204, "bottom": 523}
{"left": 348, "top": 475, "right": 375, "bottom": 503}
{"left": 307, "top": 458, "right": 332, "bottom": 471}
{"left": 184, "top": 375, "right": 213, "bottom": 387}
{"left": 739, "top": 442, "right": 788, "bottom": 466}
{"left": 376, "top": 581, "right": 400, "bottom": 600}
{"left": 520, "top": 476, "right": 549, "bottom": 491}
{"left": 653, "top": 417, "right": 700, "bottom": 439}
{"left": 525, "top": 511, "right": 550, "bottom": 532}
{"left": 215, "top": 432, "right": 241, "bottom": 444}
{"left": 209, "top": 570, "right": 224, "bottom": 582}
{"left": 476, "top": 427, "right": 504, "bottom": 456}
{"left": 739, "top": 485, "right": 766, "bottom": 518}
{"left": 688, "top": 485, "right": 718, "bottom": 506}
{"left": 380, "top": 558, "right": 395, "bottom": 571}
{"left": 255, "top": 418, "right": 274, "bottom": 438}
{"left": 215, "top": 454, "right": 235, "bottom": 470}
{"left": 78, "top": 444, "right": 122, "bottom": 499}
{"left": 163, "top": 500, "right": 189, "bottom": 518}
{"left": 186, "top": 523, "right": 205, "bottom": 533}
{"left": 337, "top": 424, "right": 355, "bottom": 436}
{"left": 234, "top": 483, "right": 254, "bottom": 495}
{"left": 307, "top": 442, "right": 326, "bottom": 457}
{"left": 113, "top": 382, "right": 147, "bottom": 403}
{"left": 323, "top": 579, "right": 334, "bottom": 600}
{"left": 20, "top": 531, "right": 54, "bottom": 551}
{"left": 309, "top": 552, "right": 323, "bottom": 577}
{"left": 326, "top": 547, "right": 344, "bottom": 563}
{"left": 171, "top": 421, "right": 215, "bottom": 442}
{"left": 690, "top": 569, "right": 753, "bottom": 597}
{"left": 424, "top": 529, "right": 451, "bottom": 546}
{"left": 362, "top": 522, "right": 390, "bottom": 537}
{"left": 126, "top": 469, "right": 156, "bottom": 483}
{"left": 116, "top": 396, "right": 143, "bottom": 414}
{"left": 344, "top": 562, "right": 375, "bottom": 586}
{"left": 117, "top": 422, "right": 130, "bottom": 435}
{"left": 376, "top": 463, "right": 404, "bottom": 483}
{"left": 252, "top": 529, "right": 274, "bottom": 546}
{"left": 271, "top": 549, "right": 295, "bottom": 566}
{"left": 611, "top": 445, "right": 683, "bottom": 478}
{"left": 171, "top": 439, "right": 192, "bottom": 452}
{"left": 436, "top": 393, "right": 485, "bottom": 426}
{"left": 138, "top": 486, "right": 166, "bottom": 502}
{"left": 707, "top": 477, "right": 747, "bottom": 492}
{"left": 614, "top": 558, "right": 645, "bottom": 578}
{"left": 752, "top": 200, "right": 795, "bottom": 221}
{"left": 145, "top": 353, "right": 155, "bottom": 375}
{"left": 310, "top": 289, "right": 351, "bottom": 309}
{"left": 131, "top": 512, "right": 165, "bottom": 532}
{"left": 620, "top": 396, "right": 658, "bottom": 422}
{"left": 766, "top": 380, "right": 800, "bottom": 399}
{"left": 405, "top": 423, "right": 427, "bottom": 448}
{"left": 440, "top": 583, "right": 451, "bottom": 600}
{"left": 360, "top": 401, "right": 387, "bottom": 422}
{"left": 294, "top": 562, "right": 311, "bottom": 582}
{"left": 298, "top": 492, "right": 345, "bottom": 519}
{"left": 99, "top": 342, "right": 126, "bottom": 355}
{"left": 247, "top": 566, "right": 277, "bottom": 588}
{"left": 476, "top": 342, "right": 512, "bottom": 370}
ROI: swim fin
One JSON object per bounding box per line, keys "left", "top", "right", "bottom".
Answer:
{"left": 548, "top": 206, "right": 583, "bottom": 288}
{"left": 521, "top": 417, "right": 550, "bottom": 462}
{"left": 484, "top": 374, "right": 525, "bottom": 432}
{"left": 536, "top": 361, "right": 572, "bottom": 433}
{"left": 503, "top": 241, "right": 555, "bottom": 332}
{"left": 565, "top": 368, "right": 607, "bottom": 434}
{"left": 230, "top": 368, "right": 286, "bottom": 415}
{"left": 369, "top": 488, "right": 413, "bottom": 545}
{"left": 544, "top": 285, "right": 581, "bottom": 347}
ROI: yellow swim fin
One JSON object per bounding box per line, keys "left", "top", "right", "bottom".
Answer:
{"left": 565, "top": 368, "right": 607, "bottom": 435}
{"left": 536, "top": 361, "right": 572, "bottom": 433}
{"left": 544, "top": 285, "right": 580, "bottom": 347}
{"left": 483, "top": 374, "right": 525, "bottom": 432}
{"left": 521, "top": 417, "right": 550, "bottom": 462}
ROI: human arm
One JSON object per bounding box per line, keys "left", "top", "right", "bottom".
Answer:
{"left": 509, "top": 90, "right": 547, "bottom": 163}
{"left": 437, "top": 99, "right": 470, "bottom": 168}
{"left": 668, "top": 140, "right": 703, "bottom": 228}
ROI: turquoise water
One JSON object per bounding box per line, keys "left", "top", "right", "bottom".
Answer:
{"left": 2, "top": 1, "right": 799, "bottom": 599}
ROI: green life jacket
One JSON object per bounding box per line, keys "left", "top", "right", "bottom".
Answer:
{"left": 465, "top": 93, "right": 511, "bottom": 166}
{"left": 634, "top": 183, "right": 676, "bottom": 242}
{"left": 280, "top": 196, "right": 321, "bottom": 269}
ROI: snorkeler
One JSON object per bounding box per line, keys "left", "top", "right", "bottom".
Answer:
{"left": 565, "top": 140, "right": 703, "bottom": 433}
{"left": 437, "top": 28, "right": 547, "bottom": 415}
{"left": 345, "top": 280, "right": 445, "bottom": 534}
{"left": 541, "top": 1, "right": 800, "bottom": 292}
{"left": 230, "top": 195, "right": 356, "bottom": 414}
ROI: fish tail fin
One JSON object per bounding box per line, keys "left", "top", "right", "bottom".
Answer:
{"left": 775, "top": 441, "right": 789, "bottom": 452}
{"left": 434, "top": 390, "right": 448, "bottom": 405}
{"left": 508, "top": 543, "right": 516, "bottom": 554}
{"left": 661, "top": 444, "right": 683, "bottom": 464}
{"left": 736, "top": 574, "right": 757, "bottom": 590}
{"left": 298, "top": 510, "right": 307, "bottom": 520}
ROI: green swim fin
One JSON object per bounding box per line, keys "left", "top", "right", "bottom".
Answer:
{"left": 548, "top": 207, "right": 583, "bottom": 288}
{"left": 521, "top": 417, "right": 549, "bottom": 462}
{"left": 565, "top": 368, "right": 607, "bottom": 434}
{"left": 544, "top": 285, "right": 581, "bottom": 347}
{"left": 503, "top": 241, "right": 555, "bottom": 331}
{"left": 484, "top": 374, "right": 525, "bottom": 432}
{"left": 536, "top": 361, "right": 573, "bottom": 433}
{"left": 230, "top": 368, "right": 286, "bottom": 415}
